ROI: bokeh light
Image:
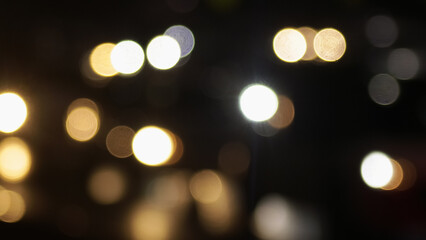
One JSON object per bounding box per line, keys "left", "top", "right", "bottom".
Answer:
{"left": 164, "top": 25, "right": 195, "bottom": 58}
{"left": 368, "top": 74, "right": 400, "bottom": 105}
{"left": 252, "top": 122, "right": 280, "bottom": 137}
{"left": 189, "top": 170, "right": 223, "bottom": 204}
{"left": 89, "top": 42, "right": 118, "bottom": 77}
{"left": 298, "top": 27, "right": 317, "bottom": 61}
{"left": 268, "top": 95, "right": 295, "bottom": 129}
{"left": 381, "top": 159, "right": 404, "bottom": 191}
{"left": 0, "top": 92, "right": 28, "bottom": 133}
{"left": 0, "top": 137, "right": 31, "bottom": 183}
{"left": 387, "top": 48, "right": 419, "bottom": 80}
{"left": 218, "top": 141, "right": 251, "bottom": 175}
{"left": 273, "top": 28, "right": 307, "bottom": 62}
{"left": 396, "top": 159, "right": 417, "bottom": 191}
{"left": 239, "top": 84, "right": 279, "bottom": 122}
{"left": 87, "top": 166, "right": 126, "bottom": 205}
{"left": 106, "top": 125, "right": 135, "bottom": 158}
{"left": 0, "top": 187, "right": 11, "bottom": 217}
{"left": 366, "top": 15, "right": 398, "bottom": 48}
{"left": 361, "top": 151, "right": 394, "bottom": 189}
{"left": 147, "top": 35, "right": 181, "bottom": 70}
{"left": 0, "top": 190, "right": 25, "bottom": 223}
{"left": 132, "top": 126, "right": 175, "bottom": 166}
{"left": 110, "top": 40, "right": 145, "bottom": 75}
{"left": 314, "top": 28, "right": 346, "bottom": 62}
{"left": 65, "top": 98, "right": 100, "bottom": 142}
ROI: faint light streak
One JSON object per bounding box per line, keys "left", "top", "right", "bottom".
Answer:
{"left": 368, "top": 74, "right": 400, "bottom": 105}
{"left": 65, "top": 98, "right": 100, "bottom": 142}
{"left": 87, "top": 166, "right": 126, "bottom": 205}
{"left": 0, "top": 92, "right": 28, "bottom": 133}
{"left": 164, "top": 25, "right": 195, "bottom": 58}
{"left": 106, "top": 126, "right": 135, "bottom": 158}
{"left": 298, "top": 27, "right": 318, "bottom": 61}
{"left": 89, "top": 42, "right": 118, "bottom": 77}
{"left": 366, "top": 15, "right": 398, "bottom": 48}
{"left": 314, "top": 28, "right": 346, "bottom": 62}
{"left": 239, "top": 84, "right": 279, "bottom": 122}
{"left": 218, "top": 141, "right": 251, "bottom": 175}
{"left": 189, "top": 170, "right": 223, "bottom": 204}
{"left": 147, "top": 36, "right": 181, "bottom": 70}
{"left": 0, "top": 190, "right": 25, "bottom": 223}
{"left": 0, "top": 137, "right": 31, "bottom": 183}
{"left": 268, "top": 95, "right": 295, "bottom": 129}
{"left": 387, "top": 48, "right": 419, "bottom": 80}
{"left": 110, "top": 40, "right": 145, "bottom": 75}
{"left": 361, "top": 151, "right": 394, "bottom": 189}
{"left": 273, "top": 28, "right": 307, "bottom": 63}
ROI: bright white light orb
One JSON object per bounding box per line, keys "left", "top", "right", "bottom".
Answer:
{"left": 239, "top": 84, "right": 279, "bottom": 122}
{"left": 273, "top": 28, "right": 307, "bottom": 62}
{"left": 132, "top": 126, "right": 174, "bottom": 166}
{"left": 361, "top": 151, "right": 394, "bottom": 189}
{"left": 110, "top": 40, "right": 145, "bottom": 74}
{"left": 147, "top": 35, "right": 181, "bottom": 70}
{"left": 0, "top": 93, "right": 27, "bottom": 133}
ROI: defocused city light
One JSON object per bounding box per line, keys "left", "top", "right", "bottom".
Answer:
{"left": 0, "top": 92, "right": 28, "bottom": 133}
{"left": 66, "top": 106, "right": 100, "bottom": 142}
{"left": 273, "top": 28, "right": 307, "bottom": 63}
{"left": 0, "top": 137, "right": 31, "bottom": 183}
{"left": 218, "top": 141, "right": 251, "bottom": 175}
{"left": 110, "top": 40, "right": 145, "bottom": 75}
{"left": 361, "top": 151, "right": 394, "bottom": 189}
{"left": 239, "top": 84, "right": 279, "bottom": 122}
{"left": 89, "top": 42, "right": 118, "bottom": 77}
{"left": 366, "top": 15, "right": 398, "bottom": 48}
{"left": 0, "top": 190, "right": 25, "bottom": 223}
{"left": 87, "top": 166, "right": 126, "bottom": 205}
{"left": 0, "top": 187, "right": 11, "bottom": 217}
{"left": 368, "top": 74, "right": 400, "bottom": 105}
{"left": 190, "top": 170, "right": 223, "bottom": 204}
{"left": 164, "top": 25, "right": 195, "bottom": 57}
{"left": 298, "top": 27, "right": 318, "bottom": 61}
{"left": 106, "top": 125, "right": 135, "bottom": 158}
{"left": 268, "top": 95, "right": 295, "bottom": 129}
{"left": 381, "top": 159, "right": 404, "bottom": 191}
{"left": 314, "top": 28, "right": 346, "bottom": 62}
{"left": 387, "top": 48, "right": 419, "bottom": 80}
{"left": 147, "top": 35, "right": 181, "bottom": 70}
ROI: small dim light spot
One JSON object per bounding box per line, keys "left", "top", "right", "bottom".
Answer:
{"left": 66, "top": 107, "right": 100, "bottom": 142}
{"left": 368, "top": 74, "right": 400, "bottom": 106}
{"left": 218, "top": 141, "right": 251, "bottom": 175}
{"left": 0, "top": 92, "right": 28, "bottom": 133}
{"left": 381, "top": 159, "right": 404, "bottom": 191}
{"left": 0, "top": 190, "right": 25, "bottom": 223}
{"left": 164, "top": 25, "right": 195, "bottom": 58}
{"left": 0, "top": 137, "right": 32, "bottom": 183}
{"left": 273, "top": 28, "right": 307, "bottom": 63}
{"left": 314, "top": 28, "right": 346, "bottom": 62}
{"left": 89, "top": 43, "right": 118, "bottom": 77}
{"left": 268, "top": 95, "right": 295, "bottom": 129}
{"left": 298, "top": 27, "right": 318, "bottom": 61}
{"left": 361, "top": 151, "right": 394, "bottom": 189}
{"left": 239, "top": 84, "right": 279, "bottom": 122}
{"left": 147, "top": 35, "right": 181, "bottom": 70}
{"left": 132, "top": 126, "right": 175, "bottom": 166}
{"left": 366, "top": 15, "right": 398, "bottom": 48}
{"left": 106, "top": 126, "right": 135, "bottom": 158}
{"left": 110, "top": 40, "right": 145, "bottom": 75}
{"left": 189, "top": 170, "right": 223, "bottom": 204}
{"left": 88, "top": 166, "right": 126, "bottom": 205}
{"left": 387, "top": 48, "right": 419, "bottom": 80}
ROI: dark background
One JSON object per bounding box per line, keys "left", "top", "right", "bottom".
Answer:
{"left": 1, "top": 0, "right": 426, "bottom": 239}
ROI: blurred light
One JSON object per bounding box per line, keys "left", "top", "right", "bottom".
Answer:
{"left": 147, "top": 35, "right": 181, "bottom": 70}
{"left": 110, "top": 40, "right": 145, "bottom": 75}
{"left": 298, "top": 27, "right": 317, "bottom": 61}
{"left": 81, "top": 51, "right": 111, "bottom": 87}
{"left": 0, "top": 92, "right": 28, "bottom": 133}
{"left": 239, "top": 84, "right": 279, "bottom": 122}
{"left": 387, "top": 48, "right": 419, "bottom": 80}
{"left": 361, "top": 151, "right": 393, "bottom": 189}
{"left": 381, "top": 159, "right": 404, "bottom": 191}
{"left": 218, "top": 141, "right": 250, "bottom": 175}
{"left": 0, "top": 190, "right": 25, "bottom": 223}
{"left": 368, "top": 74, "right": 400, "bottom": 105}
{"left": 106, "top": 126, "right": 135, "bottom": 158}
{"left": 165, "top": 132, "right": 184, "bottom": 166}
{"left": 167, "top": 0, "right": 199, "bottom": 13}
{"left": 67, "top": 98, "right": 99, "bottom": 115}
{"left": 0, "top": 188, "right": 11, "bottom": 217}
{"left": 87, "top": 166, "right": 126, "bottom": 205}
{"left": 396, "top": 159, "right": 417, "bottom": 191}
{"left": 0, "top": 137, "right": 31, "bottom": 183}
{"left": 89, "top": 42, "right": 118, "bottom": 77}
{"left": 252, "top": 122, "right": 280, "bottom": 137}
{"left": 130, "top": 203, "right": 174, "bottom": 240}
{"left": 273, "top": 28, "right": 307, "bottom": 62}
{"left": 268, "top": 95, "right": 295, "bottom": 129}
{"left": 365, "top": 15, "right": 398, "bottom": 48}
{"left": 314, "top": 28, "right": 346, "bottom": 62}
{"left": 65, "top": 98, "right": 100, "bottom": 142}
{"left": 189, "top": 170, "right": 223, "bottom": 204}
{"left": 132, "top": 126, "right": 174, "bottom": 166}
{"left": 164, "top": 25, "right": 195, "bottom": 58}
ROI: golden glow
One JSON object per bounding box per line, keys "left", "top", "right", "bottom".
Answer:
{"left": 147, "top": 35, "right": 181, "bottom": 70}
{"left": 387, "top": 48, "right": 419, "bottom": 80}
{"left": 189, "top": 170, "right": 223, "bottom": 204}
{"left": 298, "top": 27, "right": 317, "bottom": 60}
{"left": 110, "top": 40, "right": 145, "bottom": 75}
{"left": 0, "top": 92, "right": 28, "bottom": 133}
{"left": 218, "top": 141, "right": 250, "bottom": 175}
{"left": 106, "top": 126, "right": 135, "bottom": 158}
{"left": 368, "top": 74, "right": 400, "bottom": 105}
{"left": 130, "top": 203, "right": 173, "bottom": 240}
{"left": 268, "top": 95, "right": 295, "bottom": 129}
{"left": 0, "top": 137, "right": 31, "bottom": 183}
{"left": 0, "top": 188, "right": 11, "bottom": 217}
{"left": 164, "top": 25, "right": 195, "bottom": 57}
{"left": 89, "top": 43, "right": 118, "bottom": 77}
{"left": 239, "top": 84, "right": 279, "bottom": 122}
{"left": 314, "top": 28, "right": 346, "bottom": 62}
{"left": 361, "top": 151, "right": 393, "bottom": 189}
{"left": 88, "top": 166, "right": 126, "bottom": 205}
{"left": 65, "top": 98, "right": 100, "bottom": 142}
{"left": 132, "top": 126, "right": 175, "bottom": 166}
{"left": 0, "top": 190, "right": 25, "bottom": 223}
{"left": 273, "top": 28, "right": 307, "bottom": 63}
{"left": 381, "top": 160, "right": 404, "bottom": 191}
